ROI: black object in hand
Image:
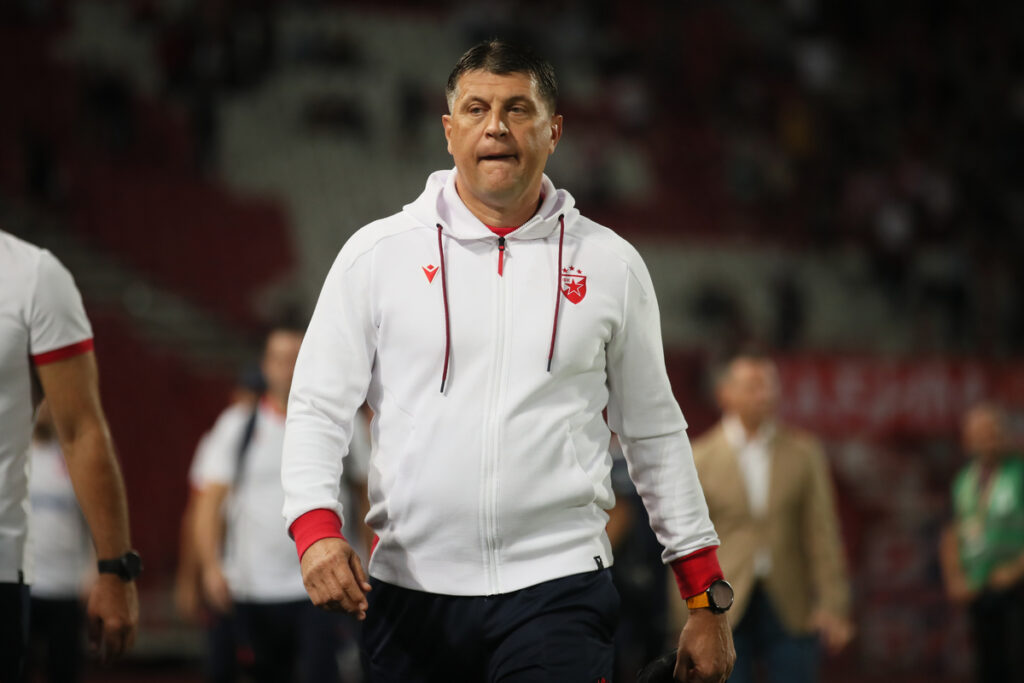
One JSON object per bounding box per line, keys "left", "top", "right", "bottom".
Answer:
{"left": 637, "top": 649, "right": 677, "bottom": 682}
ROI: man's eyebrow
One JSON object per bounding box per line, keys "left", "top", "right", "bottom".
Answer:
{"left": 504, "top": 95, "right": 534, "bottom": 107}
{"left": 460, "top": 94, "right": 535, "bottom": 107}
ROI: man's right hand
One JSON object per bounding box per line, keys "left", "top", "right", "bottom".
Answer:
{"left": 300, "top": 537, "right": 372, "bottom": 619}
{"left": 86, "top": 574, "right": 139, "bottom": 662}
{"left": 201, "top": 564, "right": 233, "bottom": 614}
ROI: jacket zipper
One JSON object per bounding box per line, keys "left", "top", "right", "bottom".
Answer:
{"left": 483, "top": 243, "right": 509, "bottom": 592}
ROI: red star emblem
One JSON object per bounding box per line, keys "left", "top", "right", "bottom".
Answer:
{"left": 560, "top": 266, "right": 587, "bottom": 304}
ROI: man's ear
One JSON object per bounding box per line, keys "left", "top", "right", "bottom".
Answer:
{"left": 548, "top": 114, "right": 563, "bottom": 153}
{"left": 442, "top": 114, "right": 453, "bottom": 155}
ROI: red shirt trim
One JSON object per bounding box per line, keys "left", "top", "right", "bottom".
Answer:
{"left": 289, "top": 508, "right": 345, "bottom": 560}
{"left": 260, "top": 395, "right": 287, "bottom": 418}
{"left": 670, "top": 546, "right": 724, "bottom": 599}
{"left": 485, "top": 225, "right": 518, "bottom": 237}
{"left": 31, "top": 338, "right": 94, "bottom": 366}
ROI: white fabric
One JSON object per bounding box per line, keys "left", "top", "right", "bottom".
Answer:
{"left": 722, "top": 414, "right": 776, "bottom": 577}
{"left": 193, "top": 401, "right": 307, "bottom": 602}
{"left": 0, "top": 231, "right": 93, "bottom": 583}
{"left": 27, "top": 438, "right": 93, "bottom": 598}
{"left": 189, "top": 402, "right": 370, "bottom": 557}
{"left": 282, "top": 169, "right": 719, "bottom": 596}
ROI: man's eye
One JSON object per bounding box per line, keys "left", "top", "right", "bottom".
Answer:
{"left": 468, "top": 106, "right": 484, "bottom": 115}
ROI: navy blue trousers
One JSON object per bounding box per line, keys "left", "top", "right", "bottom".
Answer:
{"left": 968, "top": 584, "right": 1024, "bottom": 683}
{"left": 28, "top": 597, "right": 84, "bottom": 683}
{"left": 234, "top": 599, "right": 350, "bottom": 683}
{"left": 728, "top": 585, "right": 819, "bottom": 683}
{"left": 361, "top": 569, "right": 619, "bottom": 683}
{"left": 0, "top": 581, "right": 30, "bottom": 683}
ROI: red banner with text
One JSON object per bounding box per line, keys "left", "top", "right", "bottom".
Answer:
{"left": 774, "top": 356, "right": 1024, "bottom": 438}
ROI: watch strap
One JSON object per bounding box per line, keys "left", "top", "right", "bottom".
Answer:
{"left": 686, "top": 591, "right": 711, "bottom": 610}
{"left": 97, "top": 550, "right": 142, "bottom": 581}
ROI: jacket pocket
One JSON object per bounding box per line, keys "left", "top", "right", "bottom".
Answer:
{"left": 563, "top": 423, "right": 598, "bottom": 507}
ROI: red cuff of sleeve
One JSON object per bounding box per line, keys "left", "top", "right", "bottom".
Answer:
{"left": 32, "top": 338, "right": 94, "bottom": 366}
{"left": 289, "top": 509, "right": 345, "bottom": 560}
{"left": 670, "top": 546, "right": 724, "bottom": 599}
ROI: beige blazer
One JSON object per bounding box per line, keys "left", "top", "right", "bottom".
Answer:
{"left": 673, "top": 421, "right": 850, "bottom": 634}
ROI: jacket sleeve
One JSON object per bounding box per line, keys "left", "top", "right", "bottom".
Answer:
{"left": 282, "top": 243, "right": 377, "bottom": 532}
{"left": 605, "top": 253, "right": 720, "bottom": 569}
{"left": 802, "top": 438, "right": 852, "bottom": 618}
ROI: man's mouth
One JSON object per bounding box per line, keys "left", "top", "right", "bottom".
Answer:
{"left": 479, "top": 154, "right": 517, "bottom": 162}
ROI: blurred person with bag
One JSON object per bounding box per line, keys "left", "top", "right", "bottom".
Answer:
{"left": 941, "top": 403, "right": 1024, "bottom": 682}
{"left": 175, "top": 367, "right": 264, "bottom": 683}
{"left": 193, "top": 324, "right": 366, "bottom": 683}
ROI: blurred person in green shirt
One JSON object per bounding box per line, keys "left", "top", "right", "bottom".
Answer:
{"left": 941, "top": 403, "right": 1024, "bottom": 683}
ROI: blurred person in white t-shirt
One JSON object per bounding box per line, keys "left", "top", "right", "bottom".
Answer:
{"left": 192, "top": 324, "right": 369, "bottom": 683}
{"left": 26, "top": 401, "right": 95, "bottom": 683}
{"left": 175, "top": 368, "right": 263, "bottom": 683}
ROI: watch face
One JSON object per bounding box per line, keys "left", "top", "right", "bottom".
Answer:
{"left": 709, "top": 580, "right": 734, "bottom": 611}
{"left": 122, "top": 551, "right": 143, "bottom": 579}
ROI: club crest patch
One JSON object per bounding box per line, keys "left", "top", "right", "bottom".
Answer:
{"left": 561, "top": 266, "right": 586, "bottom": 304}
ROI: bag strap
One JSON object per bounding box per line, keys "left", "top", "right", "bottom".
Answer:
{"left": 234, "top": 400, "right": 261, "bottom": 487}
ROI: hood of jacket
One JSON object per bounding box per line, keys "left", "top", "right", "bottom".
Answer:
{"left": 402, "top": 168, "right": 579, "bottom": 240}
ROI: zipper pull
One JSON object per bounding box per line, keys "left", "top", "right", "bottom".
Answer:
{"left": 497, "top": 236, "right": 506, "bottom": 277}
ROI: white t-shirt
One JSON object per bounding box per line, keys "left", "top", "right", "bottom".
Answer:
{"left": 189, "top": 402, "right": 371, "bottom": 570}
{"left": 27, "top": 438, "right": 93, "bottom": 598}
{"left": 193, "top": 401, "right": 371, "bottom": 600}
{"left": 0, "top": 231, "right": 93, "bottom": 584}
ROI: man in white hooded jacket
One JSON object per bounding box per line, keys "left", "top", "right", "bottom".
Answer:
{"left": 283, "top": 39, "right": 735, "bottom": 683}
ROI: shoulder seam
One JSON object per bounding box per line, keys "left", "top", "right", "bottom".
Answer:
{"left": 339, "top": 218, "right": 427, "bottom": 273}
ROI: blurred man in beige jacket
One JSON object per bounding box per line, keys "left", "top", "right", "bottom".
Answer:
{"left": 678, "top": 353, "right": 852, "bottom": 683}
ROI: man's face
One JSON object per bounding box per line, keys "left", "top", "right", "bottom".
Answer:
{"left": 719, "top": 358, "right": 780, "bottom": 428}
{"left": 962, "top": 407, "right": 1005, "bottom": 462}
{"left": 261, "top": 330, "right": 303, "bottom": 402}
{"left": 442, "top": 69, "right": 562, "bottom": 210}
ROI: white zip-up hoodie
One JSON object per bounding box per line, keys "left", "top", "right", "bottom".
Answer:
{"left": 282, "top": 169, "right": 719, "bottom": 596}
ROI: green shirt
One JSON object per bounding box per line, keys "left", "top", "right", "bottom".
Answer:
{"left": 952, "top": 456, "right": 1024, "bottom": 590}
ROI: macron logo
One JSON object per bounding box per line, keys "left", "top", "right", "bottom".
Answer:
{"left": 423, "top": 264, "right": 438, "bottom": 283}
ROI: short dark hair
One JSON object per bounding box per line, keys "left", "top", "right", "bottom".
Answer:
{"left": 263, "top": 309, "right": 307, "bottom": 342}
{"left": 713, "top": 345, "right": 775, "bottom": 387}
{"left": 446, "top": 39, "right": 558, "bottom": 114}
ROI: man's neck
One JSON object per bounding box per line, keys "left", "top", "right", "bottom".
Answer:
{"left": 728, "top": 413, "right": 771, "bottom": 441}
{"left": 264, "top": 393, "right": 288, "bottom": 416}
{"left": 976, "top": 453, "right": 1004, "bottom": 475}
{"left": 454, "top": 177, "right": 542, "bottom": 228}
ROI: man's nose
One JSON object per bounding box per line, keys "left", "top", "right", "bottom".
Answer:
{"left": 484, "top": 109, "right": 509, "bottom": 137}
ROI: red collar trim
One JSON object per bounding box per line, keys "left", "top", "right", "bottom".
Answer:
{"left": 261, "top": 395, "right": 287, "bottom": 418}
{"left": 485, "top": 225, "right": 518, "bottom": 237}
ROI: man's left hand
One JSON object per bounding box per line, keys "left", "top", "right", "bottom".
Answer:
{"left": 86, "top": 574, "right": 139, "bottom": 662}
{"left": 811, "top": 610, "right": 854, "bottom": 655}
{"left": 673, "top": 609, "right": 735, "bottom": 682}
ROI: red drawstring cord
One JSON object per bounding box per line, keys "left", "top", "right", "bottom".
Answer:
{"left": 437, "top": 224, "right": 452, "bottom": 393}
{"left": 440, "top": 215, "right": 564, "bottom": 387}
{"left": 547, "top": 215, "right": 565, "bottom": 372}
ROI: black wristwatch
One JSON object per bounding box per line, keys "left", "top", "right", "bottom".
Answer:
{"left": 97, "top": 550, "right": 143, "bottom": 582}
{"left": 686, "top": 578, "right": 734, "bottom": 614}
